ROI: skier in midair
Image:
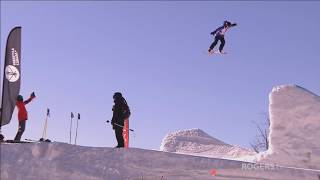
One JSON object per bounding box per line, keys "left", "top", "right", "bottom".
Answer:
{"left": 14, "top": 92, "right": 36, "bottom": 141}
{"left": 111, "top": 92, "right": 130, "bottom": 148}
{"left": 208, "top": 20, "right": 237, "bottom": 54}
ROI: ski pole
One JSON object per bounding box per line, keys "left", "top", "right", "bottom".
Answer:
{"left": 106, "top": 120, "right": 134, "bottom": 132}
{"left": 74, "top": 113, "right": 80, "bottom": 145}
{"left": 41, "top": 108, "right": 50, "bottom": 139}
{"left": 69, "top": 112, "right": 74, "bottom": 144}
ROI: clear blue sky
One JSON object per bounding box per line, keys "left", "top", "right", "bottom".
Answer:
{"left": 1, "top": 1, "right": 319, "bottom": 150}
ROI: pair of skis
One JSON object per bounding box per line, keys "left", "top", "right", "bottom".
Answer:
{"left": 208, "top": 50, "right": 227, "bottom": 55}
{"left": 1, "top": 138, "right": 52, "bottom": 144}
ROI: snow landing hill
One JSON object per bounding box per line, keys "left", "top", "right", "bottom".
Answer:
{"left": 1, "top": 84, "right": 320, "bottom": 180}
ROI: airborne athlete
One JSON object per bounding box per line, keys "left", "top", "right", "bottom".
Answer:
{"left": 208, "top": 21, "right": 237, "bottom": 54}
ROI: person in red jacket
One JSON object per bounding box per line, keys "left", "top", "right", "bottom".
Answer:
{"left": 14, "top": 92, "right": 36, "bottom": 141}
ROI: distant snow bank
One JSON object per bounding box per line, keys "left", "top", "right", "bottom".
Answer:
{"left": 160, "top": 128, "right": 256, "bottom": 160}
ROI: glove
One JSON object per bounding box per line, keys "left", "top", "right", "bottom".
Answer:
{"left": 31, "top": 92, "right": 36, "bottom": 98}
{"left": 111, "top": 121, "right": 115, "bottom": 129}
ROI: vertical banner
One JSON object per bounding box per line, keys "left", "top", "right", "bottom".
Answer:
{"left": 0, "top": 27, "right": 22, "bottom": 126}
{"left": 123, "top": 118, "right": 129, "bottom": 148}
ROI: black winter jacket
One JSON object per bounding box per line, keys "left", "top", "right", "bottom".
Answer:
{"left": 111, "top": 101, "right": 130, "bottom": 128}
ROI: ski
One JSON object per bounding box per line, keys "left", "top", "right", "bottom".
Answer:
{"left": 1, "top": 140, "right": 32, "bottom": 144}
{"left": 1, "top": 138, "right": 52, "bottom": 144}
{"left": 25, "top": 138, "right": 52, "bottom": 142}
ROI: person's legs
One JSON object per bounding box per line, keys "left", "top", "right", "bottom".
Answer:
{"left": 14, "top": 121, "right": 26, "bottom": 141}
{"left": 219, "top": 36, "right": 225, "bottom": 52}
{"left": 209, "top": 36, "right": 219, "bottom": 52}
{"left": 114, "top": 127, "right": 124, "bottom": 147}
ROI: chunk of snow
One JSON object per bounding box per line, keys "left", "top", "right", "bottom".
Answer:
{"left": 257, "top": 85, "right": 320, "bottom": 169}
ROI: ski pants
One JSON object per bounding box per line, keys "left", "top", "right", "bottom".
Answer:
{"left": 14, "top": 120, "right": 26, "bottom": 141}
{"left": 209, "top": 35, "right": 225, "bottom": 51}
{"left": 114, "top": 126, "right": 124, "bottom": 147}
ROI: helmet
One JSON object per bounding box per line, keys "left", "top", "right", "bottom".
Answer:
{"left": 224, "top": 21, "right": 231, "bottom": 27}
{"left": 17, "top": 95, "right": 23, "bottom": 101}
{"left": 113, "top": 92, "right": 122, "bottom": 99}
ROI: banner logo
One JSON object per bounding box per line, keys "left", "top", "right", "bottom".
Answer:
{"left": 5, "top": 65, "right": 20, "bottom": 82}
{"left": 11, "top": 48, "right": 20, "bottom": 66}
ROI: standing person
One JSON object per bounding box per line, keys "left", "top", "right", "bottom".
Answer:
{"left": 111, "top": 92, "right": 130, "bottom": 148}
{"left": 14, "top": 92, "right": 36, "bottom": 141}
{"left": 208, "top": 20, "right": 237, "bottom": 53}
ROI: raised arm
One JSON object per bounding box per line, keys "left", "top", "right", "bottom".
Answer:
{"left": 24, "top": 92, "right": 35, "bottom": 105}
{"left": 24, "top": 97, "right": 33, "bottom": 105}
{"left": 230, "top": 23, "right": 237, "bottom": 27}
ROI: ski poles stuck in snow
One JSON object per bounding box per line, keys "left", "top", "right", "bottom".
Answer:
{"left": 70, "top": 112, "right": 80, "bottom": 145}
{"left": 74, "top": 113, "right": 80, "bottom": 145}
{"left": 69, "top": 112, "right": 74, "bottom": 144}
{"left": 41, "top": 108, "right": 50, "bottom": 140}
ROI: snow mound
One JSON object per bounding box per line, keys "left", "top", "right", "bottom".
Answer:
{"left": 1, "top": 142, "right": 319, "bottom": 180}
{"left": 160, "top": 128, "right": 256, "bottom": 160}
{"left": 257, "top": 85, "right": 320, "bottom": 169}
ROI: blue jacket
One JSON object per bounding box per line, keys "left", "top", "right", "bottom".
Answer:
{"left": 211, "top": 23, "right": 237, "bottom": 36}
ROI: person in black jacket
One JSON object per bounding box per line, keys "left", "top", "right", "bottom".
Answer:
{"left": 208, "top": 21, "right": 237, "bottom": 53}
{"left": 111, "top": 92, "right": 130, "bottom": 148}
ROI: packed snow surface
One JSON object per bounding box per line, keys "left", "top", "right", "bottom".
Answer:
{"left": 1, "top": 142, "right": 320, "bottom": 180}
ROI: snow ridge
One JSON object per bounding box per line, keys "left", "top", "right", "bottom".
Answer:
{"left": 160, "top": 128, "right": 255, "bottom": 160}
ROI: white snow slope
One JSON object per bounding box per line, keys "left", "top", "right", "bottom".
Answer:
{"left": 257, "top": 85, "right": 320, "bottom": 170}
{"left": 160, "top": 128, "right": 256, "bottom": 160}
{"left": 1, "top": 142, "right": 320, "bottom": 180}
